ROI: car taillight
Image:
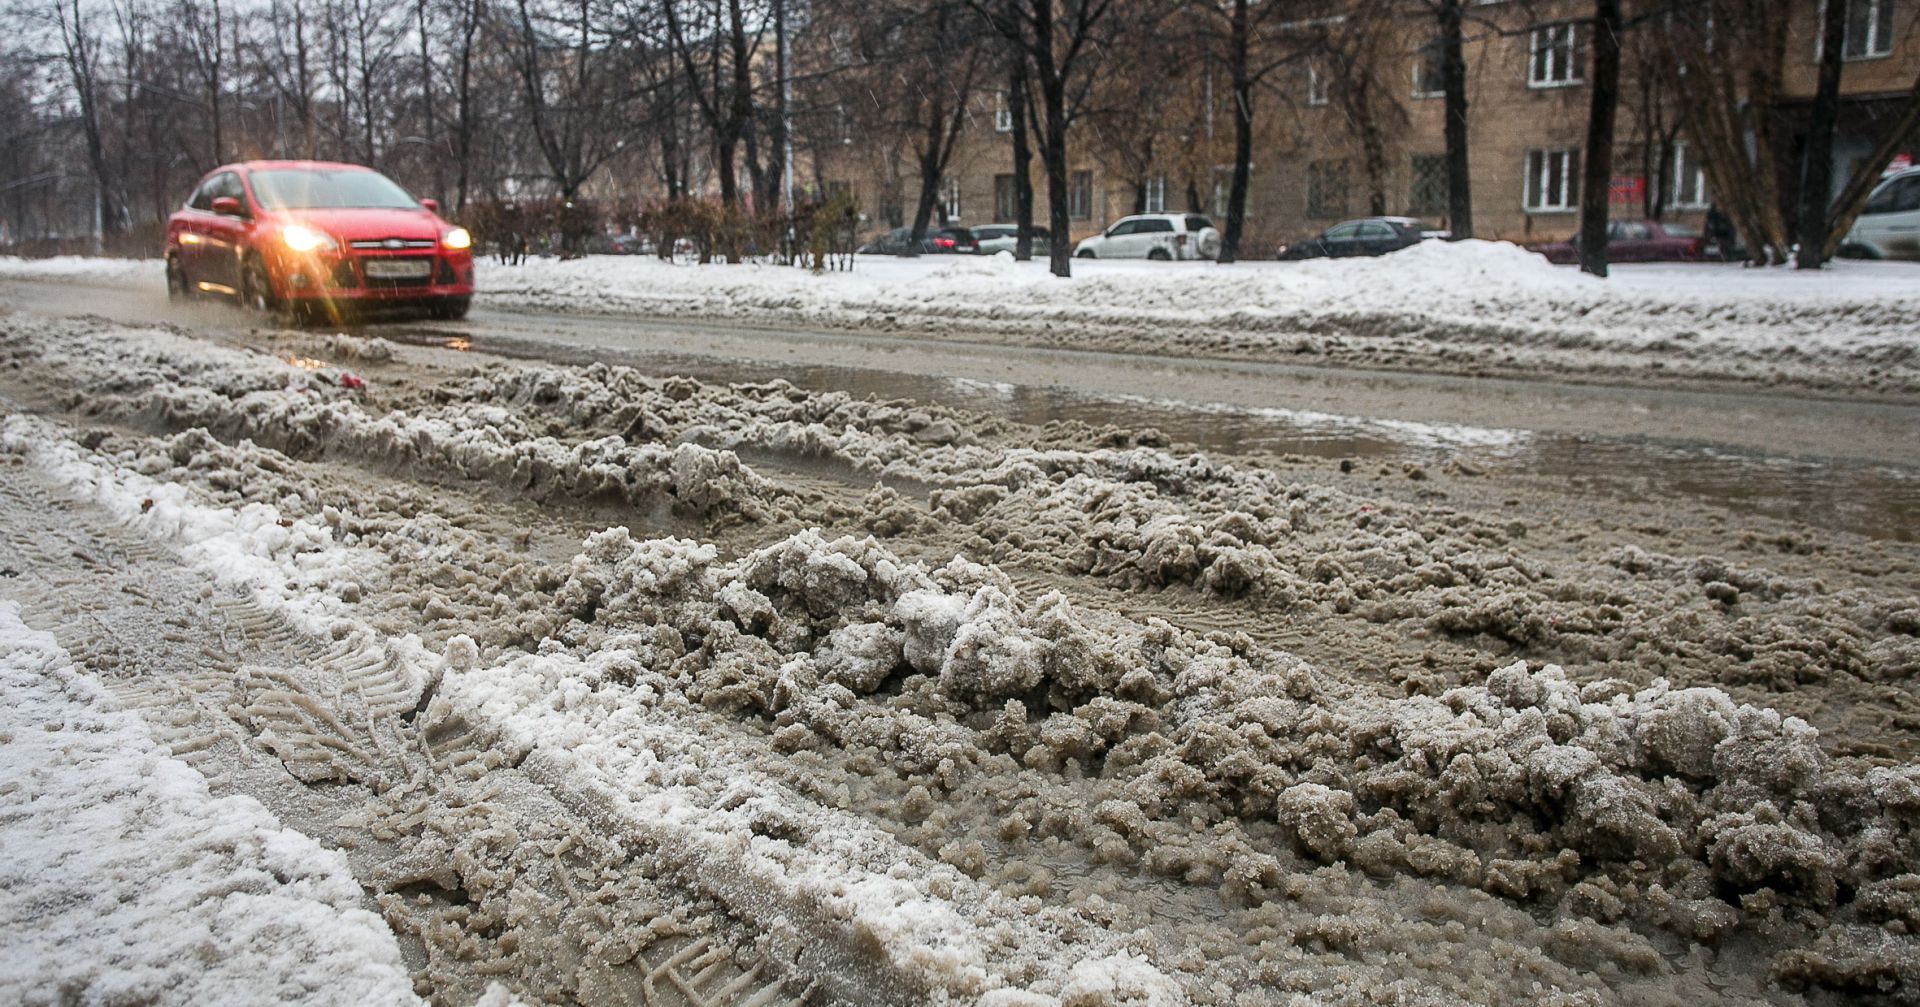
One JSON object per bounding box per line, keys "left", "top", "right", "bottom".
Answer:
{"left": 935, "top": 237, "right": 955, "bottom": 248}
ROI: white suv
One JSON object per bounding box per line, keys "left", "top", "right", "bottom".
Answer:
{"left": 1843, "top": 167, "right": 1920, "bottom": 261}
{"left": 1073, "top": 214, "right": 1222, "bottom": 261}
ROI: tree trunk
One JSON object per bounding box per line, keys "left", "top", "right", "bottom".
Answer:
{"left": 1011, "top": 59, "right": 1035, "bottom": 261}
{"left": 1043, "top": 84, "right": 1072, "bottom": 278}
{"left": 1578, "top": 0, "right": 1623, "bottom": 277}
{"left": 1439, "top": 0, "right": 1472, "bottom": 238}
{"left": 1796, "top": 0, "right": 1848, "bottom": 268}
{"left": 416, "top": 0, "right": 444, "bottom": 203}
{"left": 1220, "top": 0, "right": 1251, "bottom": 265}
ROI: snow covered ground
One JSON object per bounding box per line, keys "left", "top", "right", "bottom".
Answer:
{"left": 0, "top": 603, "right": 419, "bottom": 1005}
{"left": 5, "top": 242, "right": 1916, "bottom": 394}
{"left": 1, "top": 303, "right": 1916, "bottom": 1004}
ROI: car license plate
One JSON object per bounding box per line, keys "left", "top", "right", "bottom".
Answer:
{"left": 364, "top": 259, "right": 431, "bottom": 279}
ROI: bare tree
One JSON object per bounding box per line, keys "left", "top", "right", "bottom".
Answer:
{"left": 1182, "top": 0, "right": 1302, "bottom": 262}
{"left": 506, "top": 0, "right": 633, "bottom": 206}
{"left": 1650, "top": 0, "right": 1794, "bottom": 264}
{"left": 970, "top": 0, "right": 1118, "bottom": 277}
{"left": 51, "top": 0, "right": 123, "bottom": 243}
{"left": 1576, "top": 0, "right": 1622, "bottom": 277}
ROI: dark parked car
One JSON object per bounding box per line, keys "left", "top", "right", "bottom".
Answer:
{"left": 858, "top": 226, "right": 978, "bottom": 255}
{"left": 1531, "top": 219, "right": 1707, "bottom": 264}
{"left": 1276, "top": 217, "right": 1436, "bottom": 259}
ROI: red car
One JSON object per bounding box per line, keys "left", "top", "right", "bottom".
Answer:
{"left": 165, "top": 160, "right": 473, "bottom": 321}
{"left": 1531, "top": 219, "right": 1707, "bottom": 264}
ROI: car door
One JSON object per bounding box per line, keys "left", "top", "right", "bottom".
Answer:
{"left": 1101, "top": 219, "right": 1142, "bottom": 256}
{"left": 1353, "top": 221, "right": 1396, "bottom": 256}
{"left": 197, "top": 171, "right": 252, "bottom": 292}
{"left": 1134, "top": 218, "right": 1176, "bottom": 257}
{"left": 1320, "top": 222, "right": 1362, "bottom": 257}
{"left": 1610, "top": 221, "right": 1653, "bottom": 262}
{"left": 175, "top": 175, "right": 219, "bottom": 288}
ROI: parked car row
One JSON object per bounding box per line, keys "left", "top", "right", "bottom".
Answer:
{"left": 858, "top": 184, "right": 1920, "bottom": 265}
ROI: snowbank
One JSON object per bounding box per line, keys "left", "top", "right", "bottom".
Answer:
{"left": 5, "top": 245, "right": 1916, "bottom": 392}
{"left": 0, "top": 603, "right": 419, "bottom": 1005}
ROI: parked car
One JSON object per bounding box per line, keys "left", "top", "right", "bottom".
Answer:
{"left": 590, "top": 233, "right": 645, "bottom": 255}
{"left": 1840, "top": 166, "right": 1920, "bottom": 261}
{"left": 967, "top": 224, "right": 1052, "bottom": 256}
{"left": 165, "top": 160, "right": 474, "bottom": 321}
{"left": 1072, "top": 214, "right": 1221, "bottom": 260}
{"left": 858, "top": 226, "right": 978, "bottom": 255}
{"left": 1530, "top": 219, "right": 1707, "bottom": 264}
{"left": 1276, "top": 217, "right": 1437, "bottom": 260}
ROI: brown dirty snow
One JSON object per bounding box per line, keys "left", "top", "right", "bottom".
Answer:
{"left": 2, "top": 308, "right": 1919, "bottom": 1005}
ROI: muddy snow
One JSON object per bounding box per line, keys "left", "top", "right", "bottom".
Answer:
{"left": 1, "top": 296, "right": 1917, "bottom": 1006}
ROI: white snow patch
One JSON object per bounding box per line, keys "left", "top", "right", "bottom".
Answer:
{"left": 0, "top": 602, "right": 420, "bottom": 1006}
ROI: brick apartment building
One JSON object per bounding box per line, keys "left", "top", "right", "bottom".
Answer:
{"left": 809, "top": 0, "right": 1918, "bottom": 254}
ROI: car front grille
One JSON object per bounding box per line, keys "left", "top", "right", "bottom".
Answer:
{"left": 349, "top": 238, "right": 437, "bottom": 250}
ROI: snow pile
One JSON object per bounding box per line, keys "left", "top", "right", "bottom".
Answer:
{"left": 0, "top": 603, "right": 419, "bottom": 1005}
{"left": 0, "top": 318, "right": 798, "bottom": 524}
{"left": 475, "top": 246, "right": 1920, "bottom": 392}
{"left": 7, "top": 246, "right": 1916, "bottom": 390}
{"left": 0, "top": 254, "right": 161, "bottom": 288}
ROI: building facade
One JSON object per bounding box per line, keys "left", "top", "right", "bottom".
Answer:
{"left": 809, "top": 0, "right": 1918, "bottom": 255}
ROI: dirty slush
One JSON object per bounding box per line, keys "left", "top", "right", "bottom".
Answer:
{"left": 3, "top": 312, "right": 1918, "bottom": 1006}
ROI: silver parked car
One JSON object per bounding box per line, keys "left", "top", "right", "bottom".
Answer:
{"left": 1842, "top": 167, "right": 1920, "bottom": 261}
{"left": 967, "top": 224, "right": 1051, "bottom": 256}
{"left": 1072, "top": 213, "right": 1222, "bottom": 261}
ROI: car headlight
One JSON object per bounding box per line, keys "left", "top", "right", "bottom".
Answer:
{"left": 282, "top": 224, "right": 335, "bottom": 253}
{"left": 441, "top": 227, "right": 472, "bottom": 250}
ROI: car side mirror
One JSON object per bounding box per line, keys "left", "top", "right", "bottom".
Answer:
{"left": 210, "top": 196, "right": 242, "bottom": 216}
{"left": 420, "top": 198, "right": 440, "bottom": 214}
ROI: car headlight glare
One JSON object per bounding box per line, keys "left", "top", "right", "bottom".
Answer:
{"left": 442, "top": 227, "right": 472, "bottom": 250}
{"left": 282, "top": 225, "right": 334, "bottom": 253}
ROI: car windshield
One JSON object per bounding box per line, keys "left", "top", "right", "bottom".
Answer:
{"left": 1661, "top": 223, "right": 1701, "bottom": 238}
{"left": 249, "top": 169, "right": 420, "bottom": 210}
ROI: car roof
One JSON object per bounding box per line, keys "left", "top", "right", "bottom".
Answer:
{"left": 213, "top": 160, "right": 378, "bottom": 175}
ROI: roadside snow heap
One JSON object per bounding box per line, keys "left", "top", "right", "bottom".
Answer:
{"left": 5, "top": 243, "right": 1919, "bottom": 393}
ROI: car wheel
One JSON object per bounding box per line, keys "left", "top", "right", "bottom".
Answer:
{"left": 166, "top": 256, "right": 191, "bottom": 302}
{"left": 241, "top": 257, "right": 287, "bottom": 323}
{"left": 1147, "top": 248, "right": 1171, "bottom": 261}
{"left": 1076, "top": 249, "right": 1095, "bottom": 259}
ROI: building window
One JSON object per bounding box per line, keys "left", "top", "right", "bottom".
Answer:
{"left": 1529, "top": 23, "right": 1585, "bottom": 87}
{"left": 1307, "top": 160, "right": 1348, "bottom": 218}
{"left": 1819, "top": 0, "right": 1898, "bottom": 60}
{"left": 1144, "top": 176, "right": 1167, "bottom": 213}
{"left": 1666, "top": 142, "right": 1708, "bottom": 209}
{"left": 1069, "top": 170, "right": 1092, "bottom": 220}
{"left": 1525, "top": 148, "right": 1580, "bottom": 211}
{"left": 995, "top": 174, "right": 1018, "bottom": 221}
{"left": 994, "top": 90, "right": 1013, "bottom": 132}
{"left": 1410, "top": 154, "right": 1449, "bottom": 216}
{"left": 1306, "top": 63, "right": 1329, "bottom": 106}
{"left": 1413, "top": 39, "right": 1446, "bottom": 98}
{"left": 942, "top": 177, "right": 962, "bottom": 220}
{"left": 1211, "top": 166, "right": 1251, "bottom": 219}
